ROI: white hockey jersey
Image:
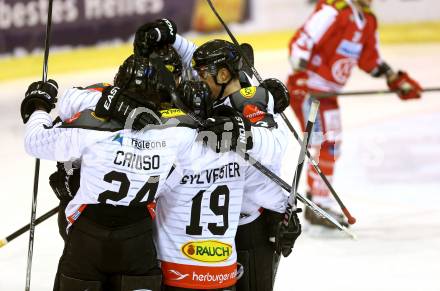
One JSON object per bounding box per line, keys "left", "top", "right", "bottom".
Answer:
{"left": 154, "top": 154, "right": 245, "bottom": 289}
{"left": 55, "top": 85, "right": 288, "bottom": 289}
{"left": 25, "top": 109, "right": 200, "bottom": 227}
{"left": 173, "top": 35, "right": 290, "bottom": 225}
{"left": 152, "top": 129, "right": 288, "bottom": 289}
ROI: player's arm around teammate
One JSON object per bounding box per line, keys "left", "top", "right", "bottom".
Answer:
{"left": 20, "top": 56, "right": 206, "bottom": 291}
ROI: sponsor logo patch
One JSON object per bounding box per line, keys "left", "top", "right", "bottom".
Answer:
{"left": 160, "top": 108, "right": 186, "bottom": 118}
{"left": 331, "top": 58, "right": 357, "bottom": 84}
{"left": 112, "top": 133, "right": 124, "bottom": 146}
{"left": 336, "top": 39, "right": 362, "bottom": 59}
{"left": 239, "top": 86, "right": 257, "bottom": 99}
{"left": 181, "top": 240, "right": 232, "bottom": 263}
{"left": 242, "top": 104, "right": 265, "bottom": 123}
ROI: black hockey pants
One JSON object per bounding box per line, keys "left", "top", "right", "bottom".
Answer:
{"left": 53, "top": 205, "right": 160, "bottom": 291}
{"left": 235, "top": 211, "right": 277, "bottom": 291}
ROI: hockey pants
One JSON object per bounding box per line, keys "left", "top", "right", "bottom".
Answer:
{"left": 53, "top": 215, "right": 160, "bottom": 291}
{"left": 235, "top": 212, "right": 276, "bottom": 291}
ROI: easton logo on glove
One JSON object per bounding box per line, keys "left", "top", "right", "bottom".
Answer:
{"left": 234, "top": 116, "right": 247, "bottom": 146}
{"left": 161, "top": 18, "right": 175, "bottom": 39}
{"left": 104, "top": 87, "right": 121, "bottom": 110}
{"left": 27, "top": 90, "right": 51, "bottom": 100}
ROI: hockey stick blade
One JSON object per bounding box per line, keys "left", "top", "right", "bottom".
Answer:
{"left": 300, "top": 194, "right": 357, "bottom": 240}
{"left": 244, "top": 154, "right": 356, "bottom": 239}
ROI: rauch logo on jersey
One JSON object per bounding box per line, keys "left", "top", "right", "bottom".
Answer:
{"left": 181, "top": 240, "right": 232, "bottom": 263}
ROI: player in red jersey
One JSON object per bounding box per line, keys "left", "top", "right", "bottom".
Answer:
{"left": 286, "top": 0, "right": 422, "bottom": 229}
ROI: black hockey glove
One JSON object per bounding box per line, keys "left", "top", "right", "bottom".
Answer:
{"left": 134, "top": 18, "right": 177, "bottom": 56}
{"left": 95, "top": 86, "right": 161, "bottom": 130}
{"left": 274, "top": 209, "right": 302, "bottom": 257}
{"left": 178, "top": 80, "right": 213, "bottom": 120}
{"left": 262, "top": 78, "right": 290, "bottom": 113}
{"left": 199, "top": 105, "right": 253, "bottom": 153}
{"left": 21, "top": 79, "right": 58, "bottom": 123}
{"left": 49, "top": 162, "right": 80, "bottom": 203}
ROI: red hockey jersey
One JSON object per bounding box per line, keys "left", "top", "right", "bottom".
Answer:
{"left": 288, "top": 0, "right": 382, "bottom": 92}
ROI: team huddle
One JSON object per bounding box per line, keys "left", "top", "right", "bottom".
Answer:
{"left": 21, "top": 17, "right": 297, "bottom": 291}
{"left": 20, "top": 1, "right": 422, "bottom": 291}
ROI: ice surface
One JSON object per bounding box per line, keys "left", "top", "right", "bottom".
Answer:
{"left": 0, "top": 44, "right": 439, "bottom": 291}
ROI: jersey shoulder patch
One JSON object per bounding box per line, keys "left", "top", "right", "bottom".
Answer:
{"left": 230, "top": 87, "right": 277, "bottom": 128}
{"left": 239, "top": 86, "right": 257, "bottom": 99}
{"left": 232, "top": 86, "right": 267, "bottom": 104}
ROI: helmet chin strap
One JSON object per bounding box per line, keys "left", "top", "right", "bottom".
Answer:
{"left": 214, "top": 74, "right": 232, "bottom": 100}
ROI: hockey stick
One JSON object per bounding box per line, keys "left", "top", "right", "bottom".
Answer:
{"left": 286, "top": 99, "right": 319, "bottom": 223}
{"left": 168, "top": 89, "right": 355, "bottom": 239}
{"left": 312, "top": 87, "right": 440, "bottom": 98}
{"left": 25, "top": 0, "right": 54, "bottom": 290}
{"left": 204, "top": 0, "right": 356, "bottom": 225}
{"left": 0, "top": 206, "right": 59, "bottom": 249}
{"left": 272, "top": 99, "right": 319, "bottom": 285}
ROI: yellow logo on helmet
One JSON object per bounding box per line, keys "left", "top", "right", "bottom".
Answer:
{"left": 160, "top": 108, "right": 185, "bottom": 118}
{"left": 181, "top": 240, "right": 233, "bottom": 263}
{"left": 239, "top": 86, "right": 257, "bottom": 99}
{"left": 165, "top": 64, "right": 175, "bottom": 73}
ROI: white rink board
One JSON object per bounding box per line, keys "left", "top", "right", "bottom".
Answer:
{"left": 0, "top": 44, "right": 439, "bottom": 291}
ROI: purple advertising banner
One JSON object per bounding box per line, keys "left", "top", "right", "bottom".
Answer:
{"left": 0, "top": 0, "right": 196, "bottom": 54}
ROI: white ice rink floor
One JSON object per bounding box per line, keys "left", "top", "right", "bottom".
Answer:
{"left": 0, "top": 44, "right": 439, "bottom": 291}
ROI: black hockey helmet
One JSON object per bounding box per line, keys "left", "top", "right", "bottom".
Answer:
{"left": 177, "top": 80, "right": 213, "bottom": 119}
{"left": 192, "top": 39, "right": 242, "bottom": 78}
{"left": 154, "top": 45, "right": 183, "bottom": 78}
{"left": 114, "top": 54, "right": 175, "bottom": 107}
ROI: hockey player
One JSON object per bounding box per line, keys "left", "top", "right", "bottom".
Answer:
{"left": 52, "top": 81, "right": 290, "bottom": 291}
{"left": 48, "top": 44, "right": 184, "bottom": 242}
{"left": 286, "top": 0, "right": 422, "bottom": 229}
{"left": 190, "top": 40, "right": 300, "bottom": 291}
{"left": 20, "top": 55, "right": 257, "bottom": 291}
{"left": 133, "top": 19, "right": 301, "bottom": 291}
{"left": 49, "top": 45, "right": 294, "bottom": 291}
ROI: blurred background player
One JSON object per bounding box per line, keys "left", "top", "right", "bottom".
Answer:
{"left": 286, "top": 0, "right": 422, "bottom": 230}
